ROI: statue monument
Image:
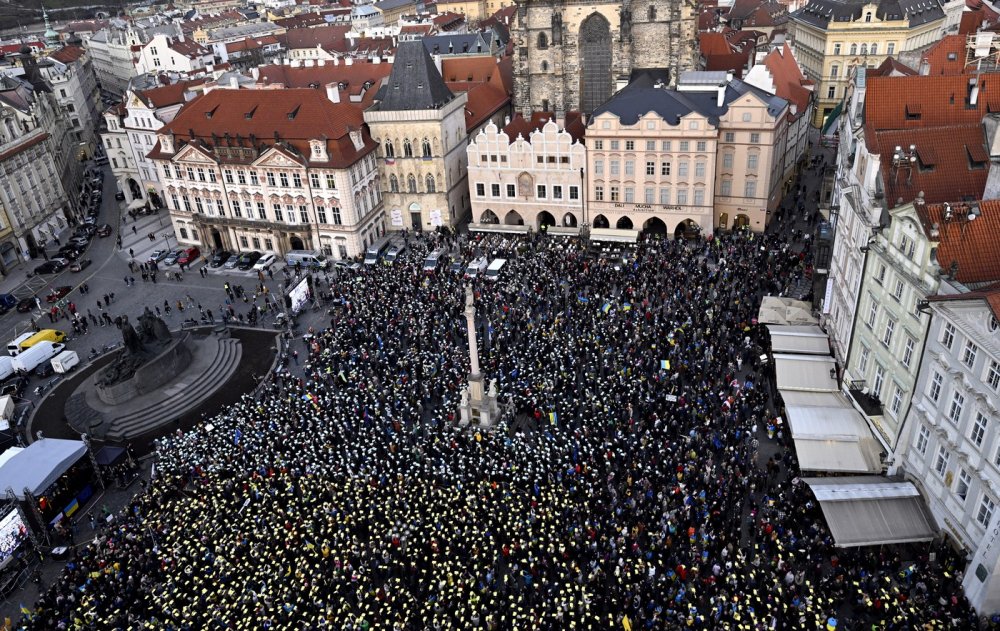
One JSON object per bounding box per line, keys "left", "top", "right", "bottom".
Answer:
{"left": 97, "top": 310, "right": 176, "bottom": 388}
{"left": 458, "top": 285, "right": 498, "bottom": 427}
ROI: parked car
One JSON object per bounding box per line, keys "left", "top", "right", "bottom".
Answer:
{"left": 56, "top": 247, "right": 82, "bottom": 261}
{"left": 70, "top": 259, "right": 91, "bottom": 272}
{"left": 449, "top": 259, "right": 464, "bottom": 275}
{"left": 16, "top": 297, "right": 36, "bottom": 312}
{"left": 0, "top": 376, "right": 27, "bottom": 397}
{"left": 84, "top": 214, "right": 98, "bottom": 225}
{"left": 75, "top": 225, "right": 97, "bottom": 237}
{"left": 252, "top": 253, "right": 277, "bottom": 271}
{"left": 67, "top": 236, "right": 89, "bottom": 249}
{"left": 223, "top": 255, "right": 241, "bottom": 270}
{"left": 163, "top": 249, "right": 185, "bottom": 266}
{"left": 34, "top": 362, "right": 55, "bottom": 378}
{"left": 46, "top": 286, "right": 73, "bottom": 303}
{"left": 237, "top": 251, "right": 262, "bottom": 270}
{"left": 33, "top": 259, "right": 68, "bottom": 274}
{"left": 176, "top": 246, "right": 200, "bottom": 266}
{"left": 96, "top": 224, "right": 112, "bottom": 237}
{"left": 0, "top": 294, "right": 15, "bottom": 315}
{"left": 210, "top": 251, "right": 231, "bottom": 267}
{"left": 148, "top": 249, "right": 169, "bottom": 263}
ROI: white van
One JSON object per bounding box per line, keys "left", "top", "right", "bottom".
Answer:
{"left": 0, "top": 356, "right": 13, "bottom": 382}
{"left": 7, "top": 332, "right": 35, "bottom": 357}
{"left": 286, "top": 250, "right": 328, "bottom": 270}
{"left": 51, "top": 350, "right": 79, "bottom": 374}
{"left": 12, "top": 341, "right": 65, "bottom": 374}
{"left": 484, "top": 258, "right": 507, "bottom": 281}
{"left": 465, "top": 257, "right": 488, "bottom": 278}
{"left": 423, "top": 249, "right": 443, "bottom": 273}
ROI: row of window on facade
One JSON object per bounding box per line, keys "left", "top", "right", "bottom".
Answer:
{"left": 592, "top": 181, "right": 756, "bottom": 203}
{"left": 476, "top": 153, "right": 572, "bottom": 165}
{"left": 165, "top": 164, "right": 344, "bottom": 189}
{"left": 594, "top": 155, "right": 757, "bottom": 177}
{"left": 170, "top": 193, "right": 347, "bottom": 225}
{"left": 831, "top": 41, "right": 894, "bottom": 58}
{"left": 475, "top": 182, "right": 580, "bottom": 200}
{"left": 383, "top": 138, "right": 434, "bottom": 159}
{"left": 389, "top": 173, "right": 439, "bottom": 194}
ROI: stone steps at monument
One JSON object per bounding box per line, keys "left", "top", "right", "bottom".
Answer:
{"left": 105, "top": 338, "right": 243, "bottom": 441}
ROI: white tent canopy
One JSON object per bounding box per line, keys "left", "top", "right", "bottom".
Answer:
{"left": 773, "top": 353, "right": 839, "bottom": 392}
{"left": 0, "top": 439, "right": 86, "bottom": 500}
{"left": 589, "top": 228, "right": 640, "bottom": 243}
{"left": 802, "top": 476, "right": 938, "bottom": 547}
{"left": 766, "top": 325, "right": 831, "bottom": 355}
{"left": 758, "top": 296, "right": 818, "bottom": 326}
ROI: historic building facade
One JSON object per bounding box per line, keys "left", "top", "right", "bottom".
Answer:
{"left": 511, "top": 0, "right": 699, "bottom": 114}
{"left": 149, "top": 87, "right": 384, "bottom": 260}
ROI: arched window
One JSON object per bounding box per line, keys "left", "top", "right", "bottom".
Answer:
{"left": 849, "top": 43, "right": 857, "bottom": 55}
{"left": 403, "top": 139, "right": 413, "bottom": 157}
{"left": 422, "top": 138, "right": 432, "bottom": 158}
{"left": 541, "top": 60, "right": 549, "bottom": 72}
{"left": 389, "top": 175, "right": 399, "bottom": 192}
{"left": 870, "top": 43, "right": 878, "bottom": 55}
{"left": 648, "top": 5, "right": 656, "bottom": 20}
{"left": 537, "top": 32, "right": 548, "bottom": 49}
{"left": 860, "top": 44, "right": 867, "bottom": 56}
{"left": 384, "top": 140, "right": 394, "bottom": 158}
{"left": 407, "top": 174, "right": 417, "bottom": 193}
{"left": 865, "top": 11, "right": 872, "bottom": 22}
{"left": 425, "top": 174, "right": 436, "bottom": 193}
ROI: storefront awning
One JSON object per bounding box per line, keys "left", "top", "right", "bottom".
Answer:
{"left": 773, "top": 353, "right": 839, "bottom": 392}
{"left": 758, "top": 296, "right": 817, "bottom": 326}
{"left": 589, "top": 228, "right": 640, "bottom": 243}
{"left": 468, "top": 223, "right": 530, "bottom": 234}
{"left": 781, "top": 391, "right": 883, "bottom": 473}
{"left": 767, "top": 324, "right": 831, "bottom": 355}
{"left": 0, "top": 438, "right": 86, "bottom": 500}
{"left": 802, "top": 476, "right": 937, "bottom": 547}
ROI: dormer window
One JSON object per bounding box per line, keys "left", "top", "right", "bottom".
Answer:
{"left": 865, "top": 11, "right": 872, "bottom": 22}
{"left": 160, "top": 133, "right": 174, "bottom": 153}
{"left": 310, "top": 139, "right": 327, "bottom": 162}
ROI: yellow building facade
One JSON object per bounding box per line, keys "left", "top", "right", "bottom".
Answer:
{"left": 789, "top": 0, "right": 943, "bottom": 127}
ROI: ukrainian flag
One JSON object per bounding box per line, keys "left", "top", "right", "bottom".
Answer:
{"left": 19, "top": 604, "right": 30, "bottom": 616}
{"left": 602, "top": 303, "right": 612, "bottom": 314}
{"left": 577, "top": 295, "right": 589, "bottom": 303}
{"left": 622, "top": 303, "right": 632, "bottom": 311}
{"left": 660, "top": 360, "right": 670, "bottom": 370}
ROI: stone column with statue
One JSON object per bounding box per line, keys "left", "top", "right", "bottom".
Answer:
{"left": 458, "top": 285, "right": 498, "bottom": 427}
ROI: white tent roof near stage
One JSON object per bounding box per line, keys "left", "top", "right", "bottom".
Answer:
{"left": 0, "top": 439, "right": 87, "bottom": 500}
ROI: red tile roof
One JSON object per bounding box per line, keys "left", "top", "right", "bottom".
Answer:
{"left": 225, "top": 35, "right": 281, "bottom": 54}
{"left": 151, "top": 88, "right": 376, "bottom": 169}
{"left": 759, "top": 42, "right": 813, "bottom": 115}
{"left": 916, "top": 201, "right": 1000, "bottom": 285}
{"left": 453, "top": 68, "right": 510, "bottom": 131}
{"left": 865, "top": 73, "right": 1000, "bottom": 130}
{"left": 699, "top": 32, "right": 734, "bottom": 56}
{"left": 137, "top": 79, "right": 207, "bottom": 109}
{"left": 919, "top": 35, "right": 966, "bottom": 76}
{"left": 503, "top": 111, "right": 586, "bottom": 144}
{"left": 256, "top": 61, "right": 392, "bottom": 108}
{"left": 49, "top": 45, "right": 86, "bottom": 64}
{"left": 169, "top": 38, "right": 212, "bottom": 60}
{"left": 870, "top": 56, "right": 917, "bottom": 77}
{"left": 279, "top": 24, "right": 351, "bottom": 53}
{"left": 927, "top": 282, "right": 1000, "bottom": 319}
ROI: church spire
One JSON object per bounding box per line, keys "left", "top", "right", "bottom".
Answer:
{"left": 42, "top": 4, "right": 59, "bottom": 49}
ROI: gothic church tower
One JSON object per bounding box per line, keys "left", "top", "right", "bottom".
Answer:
{"left": 512, "top": 0, "right": 698, "bottom": 114}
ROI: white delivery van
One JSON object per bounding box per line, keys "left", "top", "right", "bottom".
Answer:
{"left": 285, "top": 250, "right": 328, "bottom": 270}
{"left": 465, "top": 257, "right": 488, "bottom": 278}
{"left": 7, "top": 332, "right": 34, "bottom": 357}
{"left": 484, "top": 258, "right": 507, "bottom": 281}
{"left": 51, "top": 350, "right": 79, "bottom": 374}
{"left": 12, "top": 341, "right": 65, "bottom": 374}
{"left": 0, "top": 356, "right": 13, "bottom": 382}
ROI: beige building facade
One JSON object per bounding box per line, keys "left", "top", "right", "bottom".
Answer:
{"left": 789, "top": 0, "right": 944, "bottom": 127}
{"left": 467, "top": 114, "right": 586, "bottom": 230}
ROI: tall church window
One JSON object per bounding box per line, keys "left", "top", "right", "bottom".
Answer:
{"left": 648, "top": 6, "right": 656, "bottom": 20}
{"left": 403, "top": 139, "right": 413, "bottom": 157}
{"left": 422, "top": 139, "right": 432, "bottom": 158}
{"left": 538, "top": 32, "right": 548, "bottom": 49}
{"left": 407, "top": 174, "right": 417, "bottom": 193}
{"left": 579, "top": 13, "right": 612, "bottom": 114}
{"left": 384, "top": 140, "right": 394, "bottom": 158}
{"left": 426, "top": 174, "right": 436, "bottom": 193}
{"left": 389, "top": 175, "right": 399, "bottom": 192}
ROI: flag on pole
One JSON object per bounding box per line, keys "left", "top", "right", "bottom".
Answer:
{"left": 233, "top": 428, "right": 242, "bottom": 446}
{"left": 602, "top": 302, "right": 612, "bottom": 314}
{"left": 549, "top": 411, "right": 558, "bottom": 425}
{"left": 577, "top": 295, "right": 590, "bottom": 304}
{"left": 660, "top": 360, "right": 670, "bottom": 370}
{"left": 622, "top": 302, "right": 632, "bottom": 311}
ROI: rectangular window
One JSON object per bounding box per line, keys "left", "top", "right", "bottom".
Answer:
{"left": 876, "top": 264, "right": 886, "bottom": 284}
{"left": 747, "top": 154, "right": 759, "bottom": 171}
{"left": 972, "top": 412, "right": 988, "bottom": 448}
{"left": 593, "top": 140, "right": 603, "bottom": 150}
{"left": 889, "top": 385, "right": 903, "bottom": 417}
{"left": 553, "top": 185, "right": 563, "bottom": 199}
{"left": 625, "top": 140, "right": 634, "bottom": 150}
{"left": 858, "top": 345, "right": 870, "bottom": 373}
{"left": 310, "top": 173, "right": 320, "bottom": 188}
{"left": 182, "top": 195, "right": 191, "bottom": 212}
{"left": 720, "top": 179, "right": 732, "bottom": 196}
{"left": 872, "top": 364, "right": 885, "bottom": 399}
{"left": 266, "top": 172, "right": 276, "bottom": 187}
{"left": 646, "top": 140, "right": 655, "bottom": 151}
{"left": 273, "top": 204, "right": 283, "bottom": 222}
{"left": 299, "top": 206, "right": 308, "bottom": 223}
{"left": 679, "top": 141, "right": 689, "bottom": 152}
{"left": 929, "top": 371, "right": 943, "bottom": 402}
{"left": 256, "top": 201, "right": 265, "bottom": 219}
{"left": 610, "top": 186, "right": 619, "bottom": 202}
{"left": 331, "top": 207, "right": 342, "bottom": 225}
{"left": 676, "top": 189, "right": 688, "bottom": 205}
{"left": 237, "top": 170, "right": 246, "bottom": 185}
{"left": 645, "top": 187, "right": 655, "bottom": 203}
{"left": 491, "top": 183, "right": 501, "bottom": 197}
{"left": 163, "top": 164, "right": 173, "bottom": 179}
{"left": 942, "top": 323, "right": 956, "bottom": 349}
{"left": 724, "top": 132, "right": 735, "bottom": 143}
{"left": 660, "top": 188, "right": 670, "bottom": 204}
{"left": 610, "top": 140, "right": 619, "bottom": 150}
{"left": 988, "top": 360, "right": 1000, "bottom": 392}
{"left": 595, "top": 185, "right": 604, "bottom": 201}
{"left": 916, "top": 425, "right": 930, "bottom": 455}
{"left": 293, "top": 173, "right": 302, "bottom": 188}
{"left": 934, "top": 445, "right": 950, "bottom": 476}
{"left": 476, "top": 183, "right": 485, "bottom": 197}
{"left": 661, "top": 162, "right": 671, "bottom": 176}
{"left": 963, "top": 341, "right": 978, "bottom": 369}
{"left": 216, "top": 199, "right": 225, "bottom": 216}
{"left": 744, "top": 181, "right": 757, "bottom": 198}
{"left": 866, "top": 300, "right": 878, "bottom": 329}
{"left": 979, "top": 495, "right": 996, "bottom": 527}
{"left": 887, "top": 43, "right": 895, "bottom": 55}
{"left": 610, "top": 160, "right": 620, "bottom": 176}
{"left": 882, "top": 318, "right": 895, "bottom": 348}
{"left": 646, "top": 161, "right": 655, "bottom": 175}
{"left": 693, "top": 189, "right": 705, "bottom": 205}
{"left": 232, "top": 203, "right": 242, "bottom": 218}
{"left": 317, "top": 206, "right": 327, "bottom": 224}
{"left": 624, "top": 187, "right": 634, "bottom": 203}
{"left": 723, "top": 153, "right": 733, "bottom": 169}
{"left": 197, "top": 167, "right": 206, "bottom": 182}
{"left": 209, "top": 170, "right": 217, "bottom": 183}
{"left": 902, "top": 336, "right": 915, "bottom": 369}
{"left": 536, "top": 185, "right": 547, "bottom": 199}
{"left": 186, "top": 167, "right": 195, "bottom": 180}
{"left": 569, "top": 186, "right": 579, "bottom": 200}
{"left": 696, "top": 141, "right": 706, "bottom": 152}
{"left": 949, "top": 392, "right": 965, "bottom": 424}
{"left": 694, "top": 162, "right": 705, "bottom": 178}
{"left": 750, "top": 133, "right": 760, "bottom": 144}
{"left": 594, "top": 160, "right": 604, "bottom": 176}
{"left": 239, "top": 236, "right": 248, "bottom": 248}
{"left": 171, "top": 193, "right": 179, "bottom": 210}
{"left": 892, "top": 279, "right": 904, "bottom": 302}
{"left": 194, "top": 197, "right": 203, "bottom": 213}
{"left": 279, "top": 173, "right": 289, "bottom": 187}
{"left": 661, "top": 141, "right": 671, "bottom": 151}
{"left": 252, "top": 237, "right": 260, "bottom": 249}
{"left": 326, "top": 174, "right": 336, "bottom": 189}
{"left": 505, "top": 184, "right": 515, "bottom": 197}
{"left": 678, "top": 162, "right": 688, "bottom": 177}
{"left": 957, "top": 469, "right": 972, "bottom": 502}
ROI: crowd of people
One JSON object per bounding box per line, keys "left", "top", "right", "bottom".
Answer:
{"left": 19, "top": 228, "right": 983, "bottom": 629}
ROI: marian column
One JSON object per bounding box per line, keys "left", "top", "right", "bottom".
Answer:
{"left": 459, "top": 285, "right": 497, "bottom": 427}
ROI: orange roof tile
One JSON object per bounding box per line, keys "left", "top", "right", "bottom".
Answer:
{"left": 919, "top": 35, "right": 966, "bottom": 76}
{"left": 49, "top": 45, "right": 86, "bottom": 64}
{"left": 137, "top": 79, "right": 207, "bottom": 109}
{"left": 760, "top": 42, "right": 812, "bottom": 114}
{"left": 151, "top": 88, "right": 375, "bottom": 169}
{"left": 256, "top": 61, "right": 392, "bottom": 109}
{"left": 503, "top": 111, "right": 586, "bottom": 144}
{"left": 917, "top": 201, "right": 1000, "bottom": 285}
{"left": 865, "top": 74, "right": 1000, "bottom": 130}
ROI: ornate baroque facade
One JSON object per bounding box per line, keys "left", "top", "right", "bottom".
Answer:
{"left": 511, "top": 0, "right": 698, "bottom": 114}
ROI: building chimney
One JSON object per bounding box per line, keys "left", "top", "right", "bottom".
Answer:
{"left": 970, "top": 76, "right": 980, "bottom": 106}
{"left": 345, "top": 56, "right": 353, "bottom": 65}
{"left": 433, "top": 53, "right": 442, "bottom": 75}
{"left": 326, "top": 82, "right": 341, "bottom": 103}
{"left": 717, "top": 82, "right": 726, "bottom": 108}
{"left": 230, "top": 76, "right": 239, "bottom": 89}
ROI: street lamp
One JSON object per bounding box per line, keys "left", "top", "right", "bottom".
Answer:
{"left": 162, "top": 232, "right": 170, "bottom": 253}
